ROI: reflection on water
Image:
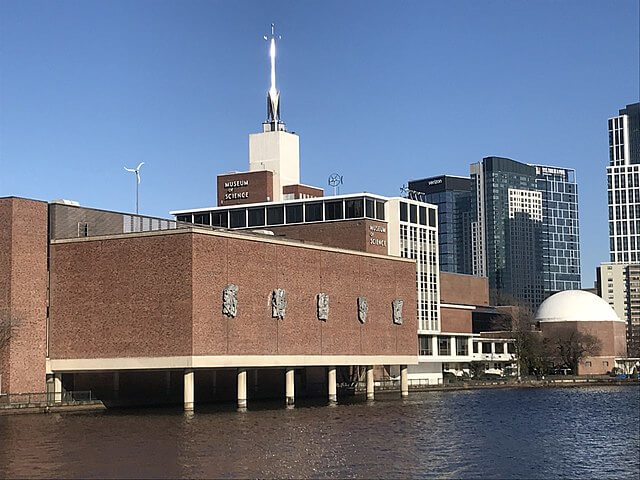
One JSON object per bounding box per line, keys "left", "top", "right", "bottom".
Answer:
{"left": 0, "top": 386, "right": 638, "bottom": 479}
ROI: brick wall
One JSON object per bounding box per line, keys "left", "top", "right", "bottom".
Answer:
{"left": 0, "top": 197, "right": 48, "bottom": 394}
{"left": 440, "top": 307, "right": 472, "bottom": 333}
{"left": 50, "top": 229, "right": 416, "bottom": 361}
{"left": 440, "top": 272, "right": 489, "bottom": 306}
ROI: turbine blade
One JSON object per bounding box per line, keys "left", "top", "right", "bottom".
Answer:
{"left": 136, "top": 162, "right": 144, "bottom": 170}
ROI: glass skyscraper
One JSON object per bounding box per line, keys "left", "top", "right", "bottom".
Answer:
{"left": 533, "top": 165, "right": 581, "bottom": 294}
{"left": 407, "top": 175, "right": 472, "bottom": 275}
{"left": 470, "top": 157, "right": 545, "bottom": 310}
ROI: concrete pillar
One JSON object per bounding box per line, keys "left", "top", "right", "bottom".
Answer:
{"left": 450, "top": 336, "right": 456, "bottom": 356}
{"left": 237, "top": 368, "right": 247, "bottom": 410}
{"left": 285, "top": 367, "right": 295, "bottom": 407}
{"left": 184, "top": 369, "right": 194, "bottom": 411}
{"left": 113, "top": 371, "right": 120, "bottom": 398}
{"left": 53, "top": 373, "right": 63, "bottom": 404}
{"left": 328, "top": 367, "right": 337, "bottom": 403}
{"left": 366, "top": 365, "right": 374, "bottom": 400}
{"left": 503, "top": 342, "right": 509, "bottom": 356}
{"left": 468, "top": 337, "right": 474, "bottom": 356}
{"left": 432, "top": 335, "right": 439, "bottom": 356}
{"left": 400, "top": 365, "right": 408, "bottom": 398}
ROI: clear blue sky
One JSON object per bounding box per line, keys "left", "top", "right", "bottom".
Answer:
{"left": 1, "top": 0, "right": 639, "bottom": 286}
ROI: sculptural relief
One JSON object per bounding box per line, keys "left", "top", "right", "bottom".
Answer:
{"left": 317, "top": 293, "right": 329, "bottom": 321}
{"left": 272, "top": 288, "right": 287, "bottom": 319}
{"left": 222, "top": 284, "right": 238, "bottom": 318}
{"left": 357, "top": 296, "right": 368, "bottom": 324}
{"left": 392, "top": 299, "right": 403, "bottom": 325}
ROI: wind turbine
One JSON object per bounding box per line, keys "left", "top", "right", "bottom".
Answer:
{"left": 124, "top": 162, "right": 144, "bottom": 214}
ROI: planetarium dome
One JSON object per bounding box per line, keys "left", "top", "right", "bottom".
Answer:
{"left": 535, "top": 290, "right": 622, "bottom": 323}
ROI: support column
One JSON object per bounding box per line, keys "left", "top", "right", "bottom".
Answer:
{"left": 432, "top": 335, "right": 439, "bottom": 356}
{"left": 366, "top": 365, "right": 374, "bottom": 401}
{"left": 113, "top": 371, "right": 120, "bottom": 398}
{"left": 450, "top": 336, "right": 457, "bottom": 356}
{"left": 468, "top": 337, "right": 474, "bottom": 356}
{"left": 184, "top": 369, "right": 194, "bottom": 411}
{"left": 285, "top": 367, "right": 295, "bottom": 407}
{"left": 400, "top": 365, "right": 408, "bottom": 398}
{"left": 237, "top": 368, "right": 247, "bottom": 410}
{"left": 53, "top": 373, "right": 63, "bottom": 404}
{"left": 328, "top": 366, "right": 337, "bottom": 403}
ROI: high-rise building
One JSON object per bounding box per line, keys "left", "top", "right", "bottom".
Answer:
{"left": 596, "top": 262, "right": 640, "bottom": 356}
{"left": 470, "top": 157, "right": 545, "bottom": 310}
{"left": 607, "top": 102, "right": 640, "bottom": 263}
{"left": 532, "top": 165, "right": 581, "bottom": 294}
{"left": 407, "top": 175, "right": 473, "bottom": 275}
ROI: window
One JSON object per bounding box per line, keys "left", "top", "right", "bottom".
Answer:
{"left": 419, "top": 336, "right": 432, "bottom": 355}
{"left": 456, "top": 337, "right": 468, "bottom": 356}
{"left": 376, "top": 201, "right": 385, "bottom": 220}
{"left": 247, "top": 208, "right": 265, "bottom": 227}
{"left": 266, "top": 206, "right": 284, "bottom": 225}
{"left": 176, "top": 214, "right": 192, "bottom": 223}
{"left": 438, "top": 337, "right": 450, "bottom": 356}
{"left": 77, "top": 222, "right": 89, "bottom": 237}
{"left": 345, "top": 198, "right": 364, "bottom": 218}
{"left": 482, "top": 342, "right": 492, "bottom": 354}
{"left": 365, "top": 198, "right": 375, "bottom": 218}
{"left": 410, "top": 204, "right": 417, "bottom": 223}
{"left": 602, "top": 361, "right": 609, "bottom": 367}
{"left": 212, "top": 211, "right": 228, "bottom": 227}
{"left": 494, "top": 343, "right": 504, "bottom": 354}
{"left": 507, "top": 343, "right": 515, "bottom": 354}
{"left": 325, "top": 201, "right": 343, "bottom": 220}
{"left": 473, "top": 342, "right": 478, "bottom": 353}
{"left": 400, "top": 202, "right": 408, "bottom": 221}
{"left": 193, "top": 213, "right": 210, "bottom": 225}
{"left": 285, "top": 204, "right": 303, "bottom": 224}
{"left": 230, "top": 209, "right": 246, "bottom": 228}
{"left": 419, "top": 206, "right": 427, "bottom": 225}
{"left": 585, "top": 361, "right": 592, "bottom": 367}
{"left": 428, "top": 208, "right": 436, "bottom": 227}
{"left": 305, "top": 202, "right": 323, "bottom": 222}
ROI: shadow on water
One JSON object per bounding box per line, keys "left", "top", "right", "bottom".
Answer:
{"left": 0, "top": 386, "right": 638, "bottom": 479}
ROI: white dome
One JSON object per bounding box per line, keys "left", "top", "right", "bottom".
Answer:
{"left": 535, "top": 290, "right": 623, "bottom": 323}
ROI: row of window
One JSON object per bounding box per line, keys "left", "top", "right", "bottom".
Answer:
{"left": 177, "top": 197, "right": 386, "bottom": 228}
{"left": 417, "top": 336, "right": 516, "bottom": 356}
{"left": 399, "top": 202, "right": 437, "bottom": 227}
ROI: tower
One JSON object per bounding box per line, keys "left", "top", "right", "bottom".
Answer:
{"left": 248, "top": 24, "right": 300, "bottom": 201}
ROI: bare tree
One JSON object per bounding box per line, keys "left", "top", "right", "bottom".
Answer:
{"left": 552, "top": 327, "right": 602, "bottom": 374}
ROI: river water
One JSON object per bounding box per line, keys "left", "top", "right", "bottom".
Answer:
{"left": 0, "top": 386, "right": 638, "bottom": 479}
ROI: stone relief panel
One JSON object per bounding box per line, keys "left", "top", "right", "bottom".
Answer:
{"left": 357, "top": 296, "right": 368, "bottom": 324}
{"left": 392, "top": 299, "right": 403, "bottom": 325}
{"left": 272, "top": 288, "right": 287, "bottom": 319}
{"left": 222, "top": 284, "right": 238, "bottom": 318}
{"left": 317, "top": 293, "right": 329, "bottom": 321}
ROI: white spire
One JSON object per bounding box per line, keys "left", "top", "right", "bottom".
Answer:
{"left": 263, "top": 23, "right": 282, "bottom": 126}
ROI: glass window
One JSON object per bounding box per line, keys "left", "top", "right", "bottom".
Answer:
{"left": 473, "top": 342, "right": 478, "bottom": 353}
{"left": 247, "top": 207, "right": 265, "bottom": 227}
{"left": 376, "top": 201, "right": 385, "bottom": 220}
{"left": 507, "top": 343, "right": 515, "bottom": 354}
{"left": 438, "top": 337, "right": 450, "bottom": 356}
{"left": 481, "top": 342, "right": 492, "bottom": 354}
{"left": 212, "top": 211, "right": 228, "bottom": 227}
{"left": 366, "top": 198, "right": 375, "bottom": 218}
{"left": 428, "top": 208, "right": 436, "bottom": 227}
{"left": 456, "top": 337, "right": 468, "bottom": 356}
{"left": 176, "top": 214, "right": 192, "bottom": 223}
{"left": 419, "top": 336, "right": 432, "bottom": 356}
{"left": 410, "top": 204, "right": 417, "bottom": 223}
{"left": 305, "top": 202, "right": 323, "bottom": 222}
{"left": 325, "top": 201, "right": 343, "bottom": 220}
{"left": 230, "top": 209, "right": 246, "bottom": 228}
{"left": 419, "top": 206, "right": 427, "bottom": 225}
{"left": 285, "top": 204, "right": 303, "bottom": 224}
{"left": 400, "top": 202, "right": 408, "bottom": 222}
{"left": 193, "top": 213, "right": 210, "bottom": 225}
{"left": 266, "top": 206, "right": 284, "bottom": 225}
{"left": 494, "top": 343, "right": 504, "bottom": 354}
{"left": 345, "top": 198, "right": 364, "bottom": 218}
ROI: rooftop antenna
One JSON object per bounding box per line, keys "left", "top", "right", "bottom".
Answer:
{"left": 124, "top": 162, "right": 144, "bottom": 214}
{"left": 328, "top": 173, "right": 343, "bottom": 196}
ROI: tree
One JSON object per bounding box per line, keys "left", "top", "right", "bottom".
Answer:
{"left": 552, "top": 327, "right": 602, "bottom": 374}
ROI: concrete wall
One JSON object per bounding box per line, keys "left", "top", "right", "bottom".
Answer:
{"left": 50, "top": 229, "right": 417, "bottom": 363}
{"left": 0, "top": 197, "right": 48, "bottom": 394}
